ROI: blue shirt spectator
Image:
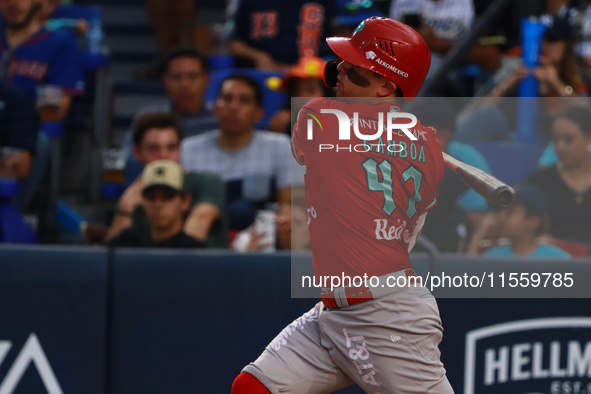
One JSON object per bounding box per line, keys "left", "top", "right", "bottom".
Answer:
{"left": 0, "top": 1, "right": 84, "bottom": 121}
{"left": 0, "top": 26, "right": 84, "bottom": 99}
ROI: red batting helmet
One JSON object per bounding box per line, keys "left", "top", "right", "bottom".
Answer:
{"left": 325, "top": 17, "right": 431, "bottom": 98}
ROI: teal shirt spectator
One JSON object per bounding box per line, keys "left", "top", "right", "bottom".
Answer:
{"left": 484, "top": 244, "right": 571, "bottom": 259}
{"left": 448, "top": 141, "right": 491, "bottom": 211}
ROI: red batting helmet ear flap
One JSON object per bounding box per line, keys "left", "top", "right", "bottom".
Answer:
{"left": 323, "top": 59, "right": 341, "bottom": 88}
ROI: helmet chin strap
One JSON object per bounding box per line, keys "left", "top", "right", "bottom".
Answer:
{"left": 323, "top": 59, "right": 340, "bottom": 88}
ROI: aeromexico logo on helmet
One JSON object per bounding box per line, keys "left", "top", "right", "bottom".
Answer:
{"left": 365, "top": 51, "right": 409, "bottom": 78}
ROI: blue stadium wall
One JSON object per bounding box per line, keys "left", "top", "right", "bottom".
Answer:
{"left": 0, "top": 245, "right": 590, "bottom": 393}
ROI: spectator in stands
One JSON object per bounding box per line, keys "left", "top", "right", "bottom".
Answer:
{"left": 121, "top": 47, "right": 217, "bottom": 167}
{"left": 181, "top": 74, "right": 292, "bottom": 230}
{"left": 524, "top": 106, "right": 591, "bottom": 248}
{"left": 121, "top": 47, "right": 218, "bottom": 182}
{"left": 106, "top": 160, "right": 206, "bottom": 248}
{"left": 483, "top": 185, "right": 570, "bottom": 258}
{"left": 105, "top": 112, "right": 227, "bottom": 248}
{"left": 457, "top": 14, "right": 587, "bottom": 143}
{"left": 227, "top": 0, "right": 335, "bottom": 70}
{"left": 486, "top": 14, "right": 586, "bottom": 99}
{"left": 267, "top": 56, "right": 332, "bottom": 134}
{"left": 156, "top": 47, "right": 217, "bottom": 138}
{"left": 0, "top": 0, "right": 84, "bottom": 119}
{"left": 412, "top": 98, "right": 493, "bottom": 253}
{"left": 538, "top": 132, "right": 591, "bottom": 167}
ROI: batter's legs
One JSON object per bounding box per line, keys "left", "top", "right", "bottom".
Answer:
{"left": 238, "top": 303, "right": 354, "bottom": 393}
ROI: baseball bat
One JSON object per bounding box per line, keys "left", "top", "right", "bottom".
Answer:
{"left": 443, "top": 152, "right": 514, "bottom": 208}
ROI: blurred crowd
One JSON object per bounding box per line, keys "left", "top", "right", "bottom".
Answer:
{"left": 1, "top": 0, "right": 591, "bottom": 258}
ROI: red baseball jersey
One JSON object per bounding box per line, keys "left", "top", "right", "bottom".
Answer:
{"left": 292, "top": 97, "right": 445, "bottom": 278}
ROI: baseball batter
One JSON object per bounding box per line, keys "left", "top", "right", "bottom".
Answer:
{"left": 232, "top": 17, "right": 454, "bottom": 393}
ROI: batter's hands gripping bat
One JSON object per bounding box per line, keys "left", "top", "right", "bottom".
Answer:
{"left": 443, "top": 152, "right": 514, "bottom": 208}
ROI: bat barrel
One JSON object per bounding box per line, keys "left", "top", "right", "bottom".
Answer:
{"left": 448, "top": 154, "right": 516, "bottom": 209}
{"left": 496, "top": 186, "right": 515, "bottom": 208}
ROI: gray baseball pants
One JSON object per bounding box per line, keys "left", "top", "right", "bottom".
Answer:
{"left": 243, "top": 277, "right": 454, "bottom": 393}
